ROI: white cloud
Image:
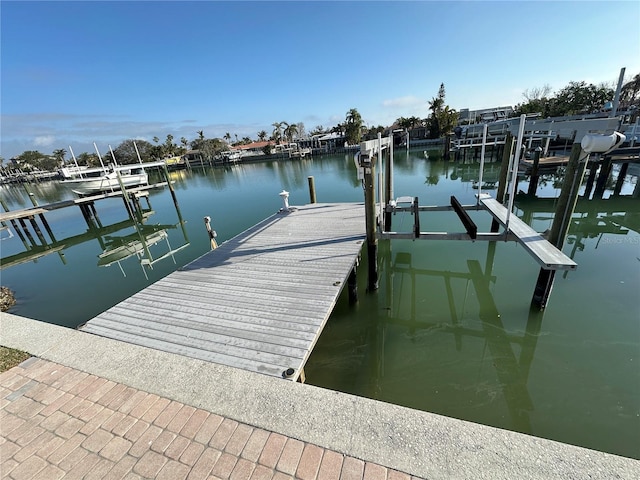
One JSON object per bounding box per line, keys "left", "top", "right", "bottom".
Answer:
{"left": 382, "top": 96, "right": 423, "bottom": 109}
{"left": 34, "top": 135, "right": 55, "bottom": 147}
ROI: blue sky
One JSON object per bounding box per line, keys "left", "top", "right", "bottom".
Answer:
{"left": 2, "top": 0, "right": 639, "bottom": 159}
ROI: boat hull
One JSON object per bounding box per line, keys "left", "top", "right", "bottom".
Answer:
{"left": 61, "top": 172, "right": 148, "bottom": 195}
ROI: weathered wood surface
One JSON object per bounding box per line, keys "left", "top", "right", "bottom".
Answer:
{"left": 81, "top": 203, "right": 366, "bottom": 380}
{"left": 479, "top": 196, "right": 577, "bottom": 270}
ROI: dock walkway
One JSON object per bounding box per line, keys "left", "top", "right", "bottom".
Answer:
{"left": 81, "top": 203, "right": 366, "bottom": 381}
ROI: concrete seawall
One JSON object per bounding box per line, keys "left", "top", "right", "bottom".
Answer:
{"left": 1, "top": 312, "right": 638, "bottom": 479}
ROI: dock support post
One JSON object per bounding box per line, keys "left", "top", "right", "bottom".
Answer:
{"left": 527, "top": 147, "right": 542, "bottom": 196}
{"left": 384, "top": 140, "right": 393, "bottom": 231}
{"left": 362, "top": 155, "right": 379, "bottom": 291}
{"left": 582, "top": 164, "right": 598, "bottom": 199}
{"left": 593, "top": 156, "right": 613, "bottom": 199}
{"left": 613, "top": 162, "right": 629, "bottom": 196}
{"left": 348, "top": 266, "right": 358, "bottom": 304}
{"left": 307, "top": 176, "right": 317, "bottom": 204}
{"left": 492, "top": 132, "right": 513, "bottom": 232}
{"left": 532, "top": 143, "right": 585, "bottom": 309}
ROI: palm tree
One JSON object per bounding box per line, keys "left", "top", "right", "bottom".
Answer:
{"left": 224, "top": 132, "right": 231, "bottom": 143}
{"left": 284, "top": 123, "right": 298, "bottom": 143}
{"left": 272, "top": 122, "right": 284, "bottom": 144}
{"left": 53, "top": 148, "right": 67, "bottom": 166}
{"left": 257, "top": 130, "right": 268, "bottom": 141}
{"left": 344, "top": 108, "right": 363, "bottom": 145}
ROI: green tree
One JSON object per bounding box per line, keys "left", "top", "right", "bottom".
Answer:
{"left": 620, "top": 73, "right": 640, "bottom": 107}
{"left": 428, "top": 83, "right": 458, "bottom": 159}
{"left": 284, "top": 123, "right": 298, "bottom": 143}
{"left": 52, "top": 148, "right": 67, "bottom": 166}
{"left": 224, "top": 132, "right": 231, "bottom": 143}
{"left": 271, "top": 122, "right": 284, "bottom": 144}
{"left": 111, "top": 139, "right": 154, "bottom": 164}
{"left": 257, "top": 130, "right": 268, "bottom": 141}
{"left": 344, "top": 108, "right": 363, "bottom": 145}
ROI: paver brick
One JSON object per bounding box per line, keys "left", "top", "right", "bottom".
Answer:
{"left": 46, "top": 432, "right": 87, "bottom": 464}
{"left": 317, "top": 450, "right": 344, "bottom": 480}
{"left": 119, "top": 390, "right": 149, "bottom": 415}
{"left": 77, "top": 400, "right": 105, "bottom": 423}
{"left": 103, "top": 411, "right": 127, "bottom": 432}
{"left": 225, "top": 423, "right": 253, "bottom": 456}
{"left": 68, "top": 374, "right": 98, "bottom": 395}
{"left": 59, "top": 395, "right": 84, "bottom": 414}
{"left": 32, "top": 463, "right": 65, "bottom": 480}
{"left": 0, "top": 440, "right": 20, "bottom": 463}
{"left": 166, "top": 435, "right": 191, "bottom": 460}
{"left": 35, "top": 434, "right": 66, "bottom": 459}
{"left": 129, "top": 424, "right": 162, "bottom": 457}
{"left": 98, "top": 383, "right": 128, "bottom": 407}
{"left": 61, "top": 452, "right": 101, "bottom": 480}
{"left": 258, "top": 433, "right": 287, "bottom": 469}
{"left": 2, "top": 414, "right": 26, "bottom": 438}
{"left": 55, "top": 417, "right": 85, "bottom": 439}
{"left": 50, "top": 369, "right": 88, "bottom": 392}
{"left": 241, "top": 428, "right": 270, "bottom": 462}
{"left": 100, "top": 436, "right": 133, "bottom": 462}
{"left": 84, "top": 457, "right": 117, "bottom": 480}
{"left": 180, "top": 408, "right": 210, "bottom": 439}
{"left": 250, "top": 464, "right": 275, "bottom": 480}
{"left": 180, "top": 441, "right": 205, "bottom": 466}
{"left": 273, "top": 472, "right": 295, "bottom": 480}
{"left": 231, "top": 457, "right": 257, "bottom": 480}
{"left": 167, "top": 404, "right": 196, "bottom": 433}
{"left": 123, "top": 419, "right": 150, "bottom": 442}
{"left": 83, "top": 428, "right": 115, "bottom": 453}
{"left": 86, "top": 379, "right": 118, "bottom": 403}
{"left": 387, "top": 470, "right": 411, "bottom": 480}
{"left": 276, "top": 438, "right": 304, "bottom": 475}
{"left": 139, "top": 395, "right": 170, "bottom": 423}
{"left": 133, "top": 450, "right": 168, "bottom": 478}
{"left": 40, "top": 392, "right": 76, "bottom": 416}
{"left": 188, "top": 447, "right": 222, "bottom": 480}
{"left": 112, "top": 414, "right": 138, "bottom": 437}
{"left": 193, "top": 413, "right": 224, "bottom": 445}
{"left": 1, "top": 458, "right": 18, "bottom": 476}
{"left": 211, "top": 451, "right": 239, "bottom": 479}
{"left": 13, "top": 430, "right": 55, "bottom": 462}
{"left": 15, "top": 423, "right": 45, "bottom": 446}
{"left": 340, "top": 457, "right": 364, "bottom": 480}
{"left": 209, "top": 418, "right": 239, "bottom": 450}
{"left": 8, "top": 454, "right": 47, "bottom": 479}
{"left": 154, "top": 399, "right": 183, "bottom": 428}
{"left": 296, "top": 443, "right": 324, "bottom": 480}
{"left": 58, "top": 446, "right": 90, "bottom": 471}
{"left": 151, "top": 429, "right": 177, "bottom": 453}
{"left": 107, "top": 386, "right": 138, "bottom": 411}
{"left": 103, "top": 454, "right": 137, "bottom": 480}
{"left": 40, "top": 410, "right": 71, "bottom": 431}
{"left": 80, "top": 407, "right": 116, "bottom": 436}
{"left": 158, "top": 459, "right": 190, "bottom": 480}
{"left": 77, "top": 377, "right": 109, "bottom": 399}
{"left": 127, "top": 392, "right": 157, "bottom": 418}
{"left": 363, "top": 462, "right": 387, "bottom": 480}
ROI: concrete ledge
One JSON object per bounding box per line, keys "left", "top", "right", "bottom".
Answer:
{"left": 1, "top": 312, "right": 638, "bottom": 479}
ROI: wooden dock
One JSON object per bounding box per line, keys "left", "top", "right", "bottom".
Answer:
{"left": 80, "top": 203, "right": 366, "bottom": 381}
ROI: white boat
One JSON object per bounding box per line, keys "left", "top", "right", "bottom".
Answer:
{"left": 60, "top": 164, "right": 149, "bottom": 195}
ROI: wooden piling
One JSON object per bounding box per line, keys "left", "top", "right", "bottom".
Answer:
{"left": 527, "top": 148, "right": 542, "bottom": 196}
{"left": 307, "top": 176, "right": 317, "bottom": 204}
{"left": 593, "top": 156, "right": 613, "bottom": 199}
{"left": 362, "top": 155, "right": 379, "bottom": 291}
{"left": 613, "top": 162, "right": 629, "bottom": 196}
{"left": 532, "top": 142, "right": 585, "bottom": 309}
{"left": 582, "top": 164, "right": 598, "bottom": 199}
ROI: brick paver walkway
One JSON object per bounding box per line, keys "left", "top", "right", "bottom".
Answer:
{"left": 1, "top": 358, "right": 420, "bottom": 480}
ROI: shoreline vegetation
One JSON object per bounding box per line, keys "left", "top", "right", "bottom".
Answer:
{"left": 0, "top": 286, "right": 30, "bottom": 372}
{"left": 2, "top": 74, "right": 637, "bottom": 175}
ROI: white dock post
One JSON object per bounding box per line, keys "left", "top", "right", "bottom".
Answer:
{"left": 279, "top": 190, "right": 290, "bottom": 212}
{"left": 477, "top": 123, "right": 488, "bottom": 203}
{"left": 505, "top": 114, "right": 526, "bottom": 232}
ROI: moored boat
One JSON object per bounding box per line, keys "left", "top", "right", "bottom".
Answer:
{"left": 60, "top": 164, "right": 149, "bottom": 195}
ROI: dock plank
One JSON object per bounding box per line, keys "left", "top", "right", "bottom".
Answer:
{"left": 479, "top": 196, "right": 577, "bottom": 270}
{"left": 81, "top": 203, "right": 365, "bottom": 380}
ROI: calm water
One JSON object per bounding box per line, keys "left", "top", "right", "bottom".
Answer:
{"left": 1, "top": 152, "right": 639, "bottom": 459}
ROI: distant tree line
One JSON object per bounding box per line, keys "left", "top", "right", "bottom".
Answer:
{"left": 3, "top": 74, "right": 637, "bottom": 173}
